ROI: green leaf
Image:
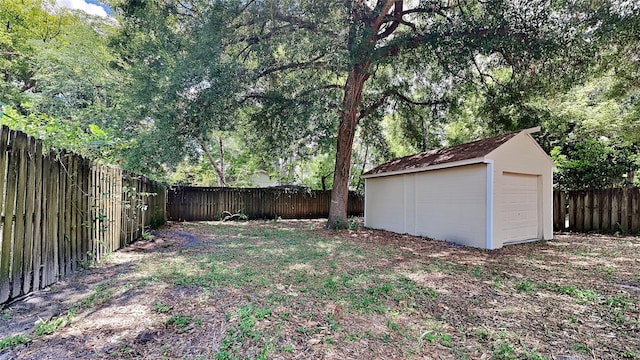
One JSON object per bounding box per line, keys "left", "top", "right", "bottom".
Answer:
{"left": 88, "top": 124, "right": 106, "bottom": 137}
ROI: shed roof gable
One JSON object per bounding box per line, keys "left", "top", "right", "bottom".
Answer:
{"left": 363, "top": 131, "right": 520, "bottom": 177}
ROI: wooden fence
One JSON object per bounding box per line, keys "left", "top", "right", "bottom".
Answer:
{"left": 0, "top": 126, "right": 166, "bottom": 305}
{"left": 167, "top": 186, "right": 364, "bottom": 221}
{"left": 553, "top": 188, "right": 640, "bottom": 234}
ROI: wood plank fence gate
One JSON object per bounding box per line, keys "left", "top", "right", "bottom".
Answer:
{"left": 553, "top": 188, "right": 640, "bottom": 234}
{"left": 0, "top": 126, "right": 166, "bottom": 305}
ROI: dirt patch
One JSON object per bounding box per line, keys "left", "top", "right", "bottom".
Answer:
{"left": 1, "top": 220, "right": 639, "bottom": 359}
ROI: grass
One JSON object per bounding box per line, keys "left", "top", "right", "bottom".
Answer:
{"left": 0, "top": 335, "right": 26, "bottom": 350}
{"left": 152, "top": 222, "right": 640, "bottom": 358}
{"left": 166, "top": 315, "right": 200, "bottom": 331}
{"left": 154, "top": 302, "right": 172, "bottom": 313}
{"left": 3, "top": 221, "right": 639, "bottom": 359}
{"left": 34, "top": 316, "right": 70, "bottom": 336}
{"left": 216, "top": 305, "right": 276, "bottom": 359}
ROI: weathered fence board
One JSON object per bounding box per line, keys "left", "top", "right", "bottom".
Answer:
{"left": 167, "top": 187, "right": 364, "bottom": 221}
{"left": 0, "top": 126, "right": 166, "bottom": 306}
{"left": 554, "top": 188, "right": 640, "bottom": 234}
{"left": 1, "top": 131, "right": 18, "bottom": 303}
{"left": 12, "top": 133, "right": 28, "bottom": 298}
{"left": 31, "top": 140, "right": 43, "bottom": 292}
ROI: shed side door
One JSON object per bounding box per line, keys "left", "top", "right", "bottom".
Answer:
{"left": 499, "top": 173, "right": 539, "bottom": 243}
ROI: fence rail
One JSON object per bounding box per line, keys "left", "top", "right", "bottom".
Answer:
{"left": 0, "top": 126, "right": 166, "bottom": 305}
{"left": 167, "top": 186, "right": 364, "bottom": 221}
{"left": 553, "top": 188, "right": 640, "bottom": 234}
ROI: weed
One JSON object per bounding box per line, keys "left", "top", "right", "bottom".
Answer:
{"left": 420, "top": 330, "right": 454, "bottom": 348}
{"left": 215, "top": 351, "right": 231, "bottom": 360}
{"left": 425, "top": 260, "right": 463, "bottom": 274}
{"left": 471, "top": 266, "right": 483, "bottom": 279}
{"left": 572, "top": 343, "right": 592, "bottom": 355}
{"left": 0, "top": 335, "right": 27, "bottom": 350}
{"left": 386, "top": 320, "right": 400, "bottom": 332}
{"left": 215, "top": 304, "right": 276, "bottom": 359}
{"left": 347, "top": 217, "right": 360, "bottom": 230}
{"left": 141, "top": 230, "right": 155, "bottom": 241}
{"left": 282, "top": 344, "right": 294, "bottom": 353}
{"left": 344, "top": 333, "right": 361, "bottom": 341}
{"left": 222, "top": 210, "right": 248, "bottom": 221}
{"left": 622, "top": 350, "right": 640, "bottom": 359}
{"left": 79, "top": 283, "right": 112, "bottom": 309}
{"left": 492, "top": 342, "right": 517, "bottom": 360}
{"left": 166, "top": 315, "right": 194, "bottom": 330}
{"left": 472, "top": 328, "right": 490, "bottom": 342}
{"left": 238, "top": 305, "right": 258, "bottom": 338}
{"left": 0, "top": 311, "right": 11, "bottom": 321}
{"left": 160, "top": 345, "right": 170, "bottom": 356}
{"left": 34, "top": 316, "right": 70, "bottom": 336}
{"left": 523, "top": 348, "right": 549, "bottom": 360}
{"left": 321, "top": 278, "right": 339, "bottom": 298}
{"left": 516, "top": 279, "right": 536, "bottom": 293}
{"left": 120, "top": 346, "right": 134, "bottom": 355}
{"left": 154, "top": 302, "right": 172, "bottom": 313}
{"left": 543, "top": 282, "right": 598, "bottom": 304}
{"left": 350, "top": 283, "right": 392, "bottom": 314}
{"left": 603, "top": 295, "right": 629, "bottom": 308}
{"left": 492, "top": 278, "right": 503, "bottom": 289}
{"left": 439, "top": 333, "right": 453, "bottom": 348}
{"left": 77, "top": 252, "right": 96, "bottom": 270}
{"left": 603, "top": 266, "right": 616, "bottom": 277}
{"left": 610, "top": 308, "right": 630, "bottom": 325}
{"left": 255, "top": 308, "right": 272, "bottom": 319}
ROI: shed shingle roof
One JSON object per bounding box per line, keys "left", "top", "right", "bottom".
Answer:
{"left": 363, "top": 131, "right": 519, "bottom": 176}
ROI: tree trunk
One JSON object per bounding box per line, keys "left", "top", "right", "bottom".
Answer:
{"left": 217, "top": 134, "right": 225, "bottom": 185}
{"left": 328, "top": 64, "right": 370, "bottom": 229}
{"left": 197, "top": 137, "right": 227, "bottom": 187}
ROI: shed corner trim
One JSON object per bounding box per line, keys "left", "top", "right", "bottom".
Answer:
{"left": 484, "top": 159, "right": 495, "bottom": 250}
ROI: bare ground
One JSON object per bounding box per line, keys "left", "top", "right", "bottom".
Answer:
{"left": 0, "top": 220, "right": 638, "bottom": 359}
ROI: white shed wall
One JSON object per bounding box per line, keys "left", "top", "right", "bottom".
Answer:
{"left": 364, "top": 175, "right": 406, "bottom": 234}
{"left": 488, "top": 133, "right": 554, "bottom": 248}
{"left": 365, "top": 164, "right": 487, "bottom": 248}
{"left": 413, "top": 164, "right": 487, "bottom": 248}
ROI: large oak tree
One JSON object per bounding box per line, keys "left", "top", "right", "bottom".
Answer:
{"left": 227, "top": 0, "right": 593, "bottom": 228}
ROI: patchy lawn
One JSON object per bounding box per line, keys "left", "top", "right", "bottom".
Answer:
{"left": 0, "top": 220, "right": 639, "bottom": 359}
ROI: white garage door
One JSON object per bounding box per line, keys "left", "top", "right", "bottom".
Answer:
{"left": 500, "top": 173, "right": 539, "bottom": 243}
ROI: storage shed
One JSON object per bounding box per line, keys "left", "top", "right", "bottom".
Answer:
{"left": 362, "top": 127, "right": 555, "bottom": 250}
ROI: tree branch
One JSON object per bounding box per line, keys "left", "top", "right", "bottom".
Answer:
{"left": 359, "top": 93, "right": 391, "bottom": 120}
{"left": 256, "top": 53, "right": 328, "bottom": 78}
{"left": 237, "top": 84, "right": 341, "bottom": 105}
{"left": 387, "top": 89, "right": 447, "bottom": 107}
{"left": 471, "top": 54, "right": 501, "bottom": 89}
{"left": 374, "top": 1, "right": 403, "bottom": 41}
{"left": 373, "top": 26, "right": 515, "bottom": 60}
